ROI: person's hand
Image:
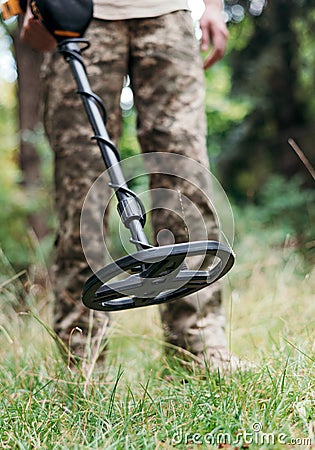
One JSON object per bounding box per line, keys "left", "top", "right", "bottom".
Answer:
{"left": 20, "top": 3, "right": 57, "bottom": 52}
{"left": 200, "top": 2, "right": 229, "bottom": 69}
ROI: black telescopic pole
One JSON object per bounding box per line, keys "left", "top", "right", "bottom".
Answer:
{"left": 58, "top": 41, "right": 150, "bottom": 251}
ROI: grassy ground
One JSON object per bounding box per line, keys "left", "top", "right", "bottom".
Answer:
{"left": 0, "top": 219, "right": 314, "bottom": 449}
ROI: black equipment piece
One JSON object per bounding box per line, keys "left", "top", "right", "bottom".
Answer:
{"left": 30, "top": 0, "right": 93, "bottom": 39}
{"left": 1, "top": 0, "right": 93, "bottom": 37}
{"left": 4, "top": 0, "right": 235, "bottom": 312}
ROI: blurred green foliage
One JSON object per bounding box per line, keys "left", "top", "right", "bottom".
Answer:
{"left": 0, "top": 81, "right": 28, "bottom": 267}
{"left": 0, "top": 79, "right": 54, "bottom": 268}
{"left": 233, "top": 175, "right": 315, "bottom": 266}
{"left": 204, "top": 62, "right": 251, "bottom": 162}
{"left": 216, "top": 2, "right": 315, "bottom": 199}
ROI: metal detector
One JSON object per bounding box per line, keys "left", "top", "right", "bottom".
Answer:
{"left": 4, "top": 0, "right": 235, "bottom": 312}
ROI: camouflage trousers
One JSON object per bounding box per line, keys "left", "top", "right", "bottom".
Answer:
{"left": 43, "top": 11, "right": 227, "bottom": 361}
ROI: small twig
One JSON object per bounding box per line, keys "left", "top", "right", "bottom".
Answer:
{"left": 288, "top": 138, "right": 315, "bottom": 181}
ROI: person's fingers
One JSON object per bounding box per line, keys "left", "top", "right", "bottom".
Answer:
{"left": 203, "top": 29, "right": 228, "bottom": 69}
{"left": 200, "top": 22, "right": 211, "bottom": 52}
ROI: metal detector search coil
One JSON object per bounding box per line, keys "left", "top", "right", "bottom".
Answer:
{"left": 83, "top": 241, "right": 234, "bottom": 311}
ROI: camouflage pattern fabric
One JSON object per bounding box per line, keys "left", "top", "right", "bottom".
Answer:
{"left": 43, "top": 10, "right": 227, "bottom": 362}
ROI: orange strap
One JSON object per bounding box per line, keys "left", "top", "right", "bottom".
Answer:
{"left": 1, "top": 0, "right": 23, "bottom": 19}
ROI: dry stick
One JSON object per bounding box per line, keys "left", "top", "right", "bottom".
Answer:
{"left": 288, "top": 138, "right": 315, "bottom": 181}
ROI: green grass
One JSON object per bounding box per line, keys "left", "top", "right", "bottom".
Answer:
{"left": 0, "top": 223, "right": 314, "bottom": 449}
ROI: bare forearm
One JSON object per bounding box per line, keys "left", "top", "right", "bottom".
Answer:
{"left": 203, "top": 0, "right": 224, "bottom": 10}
